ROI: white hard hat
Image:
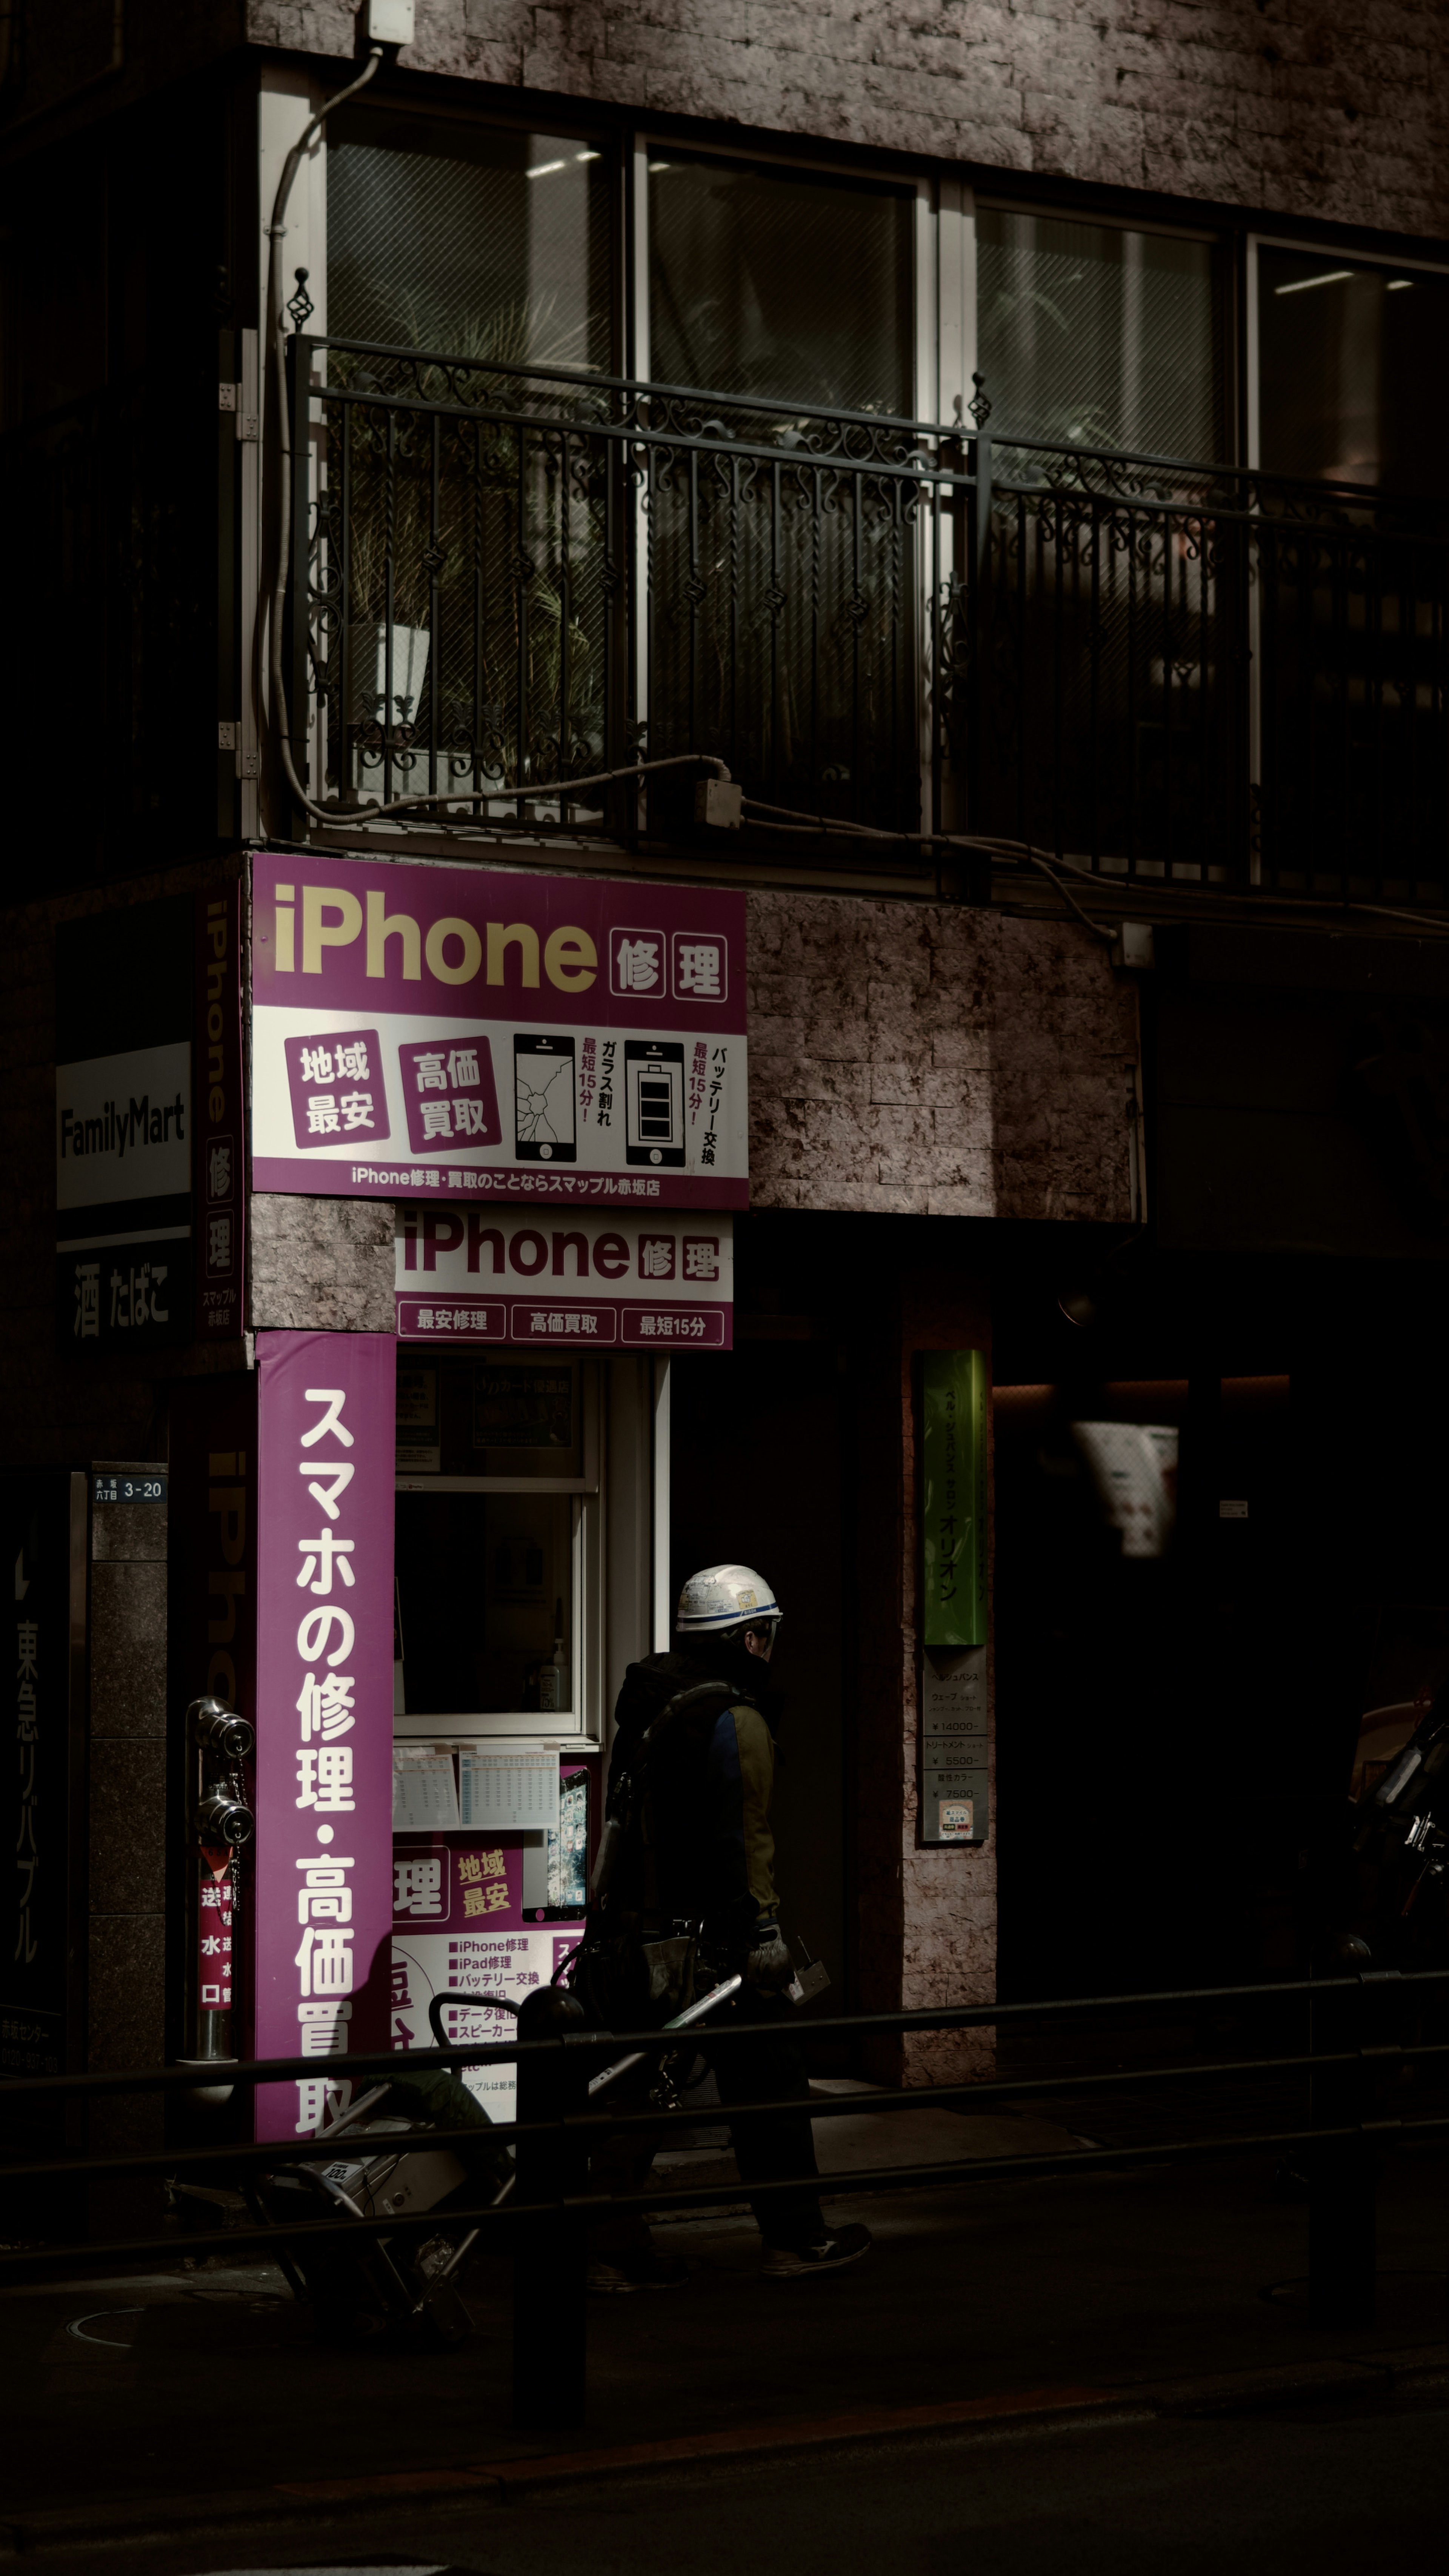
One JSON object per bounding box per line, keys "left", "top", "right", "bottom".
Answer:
{"left": 675, "top": 1563, "right": 782, "bottom": 1634}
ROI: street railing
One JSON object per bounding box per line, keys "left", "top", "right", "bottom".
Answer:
{"left": 284, "top": 335, "right": 1449, "bottom": 899}
{"left": 3, "top": 1969, "right": 1446, "bottom": 2427}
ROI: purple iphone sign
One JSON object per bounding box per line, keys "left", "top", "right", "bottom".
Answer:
{"left": 251, "top": 855, "right": 748, "bottom": 1206}
{"left": 254, "top": 1332, "right": 396, "bottom": 2142}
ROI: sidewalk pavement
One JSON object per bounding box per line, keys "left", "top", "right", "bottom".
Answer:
{"left": 1, "top": 2092, "right": 1444, "bottom": 2551}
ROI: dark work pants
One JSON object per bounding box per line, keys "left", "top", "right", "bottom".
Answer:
{"left": 709, "top": 1990, "right": 828, "bottom": 2246}
{"left": 589, "top": 1989, "right": 827, "bottom": 2255}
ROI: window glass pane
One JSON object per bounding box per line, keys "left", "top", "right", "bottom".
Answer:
{"left": 649, "top": 154, "right": 912, "bottom": 413}
{"left": 328, "top": 108, "right": 612, "bottom": 371}
{"left": 395, "top": 1358, "right": 586, "bottom": 1480}
{"left": 395, "top": 1489, "right": 573, "bottom": 1717}
{"left": 1257, "top": 248, "right": 1449, "bottom": 491}
{"left": 977, "top": 210, "right": 1221, "bottom": 458}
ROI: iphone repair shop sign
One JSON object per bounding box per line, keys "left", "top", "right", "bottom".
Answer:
{"left": 395, "top": 1206, "right": 734, "bottom": 1350}
{"left": 249, "top": 854, "right": 746, "bottom": 1209}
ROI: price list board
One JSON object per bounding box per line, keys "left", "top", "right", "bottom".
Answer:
{"left": 920, "top": 1648, "right": 989, "bottom": 1846}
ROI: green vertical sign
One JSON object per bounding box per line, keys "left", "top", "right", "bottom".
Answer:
{"left": 922, "top": 1349, "right": 988, "bottom": 1648}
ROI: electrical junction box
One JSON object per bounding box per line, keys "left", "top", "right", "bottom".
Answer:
{"left": 1113, "top": 921, "right": 1155, "bottom": 970}
{"left": 695, "top": 778, "right": 743, "bottom": 829}
{"left": 365, "top": 0, "right": 415, "bottom": 41}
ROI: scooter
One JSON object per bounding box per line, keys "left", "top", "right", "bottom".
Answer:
{"left": 243, "top": 1969, "right": 784, "bottom": 2346}
{"left": 246, "top": 1999, "right": 519, "bottom": 2348}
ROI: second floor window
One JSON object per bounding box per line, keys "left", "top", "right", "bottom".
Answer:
{"left": 647, "top": 152, "right": 913, "bottom": 413}
{"left": 977, "top": 208, "right": 1223, "bottom": 460}
{"left": 1257, "top": 246, "right": 1449, "bottom": 492}
{"left": 328, "top": 107, "right": 614, "bottom": 373}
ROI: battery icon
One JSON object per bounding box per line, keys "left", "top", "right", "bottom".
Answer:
{"left": 636, "top": 1076, "right": 675, "bottom": 1142}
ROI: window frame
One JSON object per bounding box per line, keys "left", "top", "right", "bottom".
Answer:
{"left": 1244, "top": 228, "right": 1449, "bottom": 474}
{"left": 630, "top": 133, "right": 944, "bottom": 832}
{"left": 393, "top": 1350, "right": 605, "bottom": 1747}
{"left": 971, "top": 192, "right": 1232, "bottom": 464}
{"left": 1243, "top": 229, "right": 1449, "bottom": 884}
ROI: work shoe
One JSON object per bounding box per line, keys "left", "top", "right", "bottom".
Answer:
{"left": 760, "top": 2222, "right": 872, "bottom": 2279}
{"left": 586, "top": 2250, "right": 690, "bottom": 2293}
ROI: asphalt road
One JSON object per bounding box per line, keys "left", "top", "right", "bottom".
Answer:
{"left": 30, "top": 2385, "right": 1447, "bottom": 2576}
{"left": 8, "top": 2146, "right": 1446, "bottom": 2520}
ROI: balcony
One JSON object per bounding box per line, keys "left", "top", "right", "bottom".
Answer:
{"left": 285, "top": 334, "right": 1449, "bottom": 900}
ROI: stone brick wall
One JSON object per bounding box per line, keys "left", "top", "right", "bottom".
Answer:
{"left": 249, "top": 1193, "right": 395, "bottom": 1332}
{"left": 748, "top": 892, "right": 1140, "bottom": 1223}
{"left": 246, "top": 0, "right": 1449, "bottom": 240}
{"left": 11, "top": 4, "right": 1444, "bottom": 245}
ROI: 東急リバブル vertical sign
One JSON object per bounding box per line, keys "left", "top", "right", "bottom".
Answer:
{"left": 1, "top": 1470, "right": 86, "bottom": 2085}
{"left": 55, "top": 898, "right": 194, "bottom": 1350}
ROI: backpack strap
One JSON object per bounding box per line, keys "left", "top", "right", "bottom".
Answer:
{"left": 637, "top": 1679, "right": 752, "bottom": 1767}
{"left": 593, "top": 1679, "right": 755, "bottom": 1912}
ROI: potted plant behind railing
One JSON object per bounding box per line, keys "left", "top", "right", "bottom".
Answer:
{"left": 320, "top": 286, "right": 612, "bottom": 815}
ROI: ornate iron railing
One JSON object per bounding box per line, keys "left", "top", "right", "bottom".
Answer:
{"left": 285, "top": 336, "right": 1449, "bottom": 896}
{"left": 975, "top": 426, "right": 1449, "bottom": 896}
{"left": 286, "top": 334, "right": 936, "bottom": 845}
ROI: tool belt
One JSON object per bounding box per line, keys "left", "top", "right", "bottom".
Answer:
{"left": 568, "top": 1917, "right": 737, "bottom": 2028}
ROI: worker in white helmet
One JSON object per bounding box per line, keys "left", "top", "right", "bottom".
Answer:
{"left": 572, "top": 1562, "right": 871, "bottom": 2288}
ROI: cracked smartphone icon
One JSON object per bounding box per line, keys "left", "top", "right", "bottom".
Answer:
{"left": 625, "top": 1040, "right": 685, "bottom": 1169}
{"left": 513, "top": 1034, "right": 576, "bottom": 1162}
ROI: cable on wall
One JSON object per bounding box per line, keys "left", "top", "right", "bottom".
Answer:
{"left": 265, "top": 45, "right": 386, "bottom": 832}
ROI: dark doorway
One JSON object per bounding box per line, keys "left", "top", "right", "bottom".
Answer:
{"left": 669, "top": 1340, "right": 846, "bottom": 2005}
{"left": 992, "top": 1366, "right": 1302, "bottom": 2003}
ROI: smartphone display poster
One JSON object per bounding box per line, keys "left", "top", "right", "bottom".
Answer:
{"left": 391, "top": 1771, "right": 592, "bottom": 2119}
{"left": 250, "top": 855, "right": 746, "bottom": 1207}
{"left": 391, "top": 1928, "right": 582, "bottom": 2123}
